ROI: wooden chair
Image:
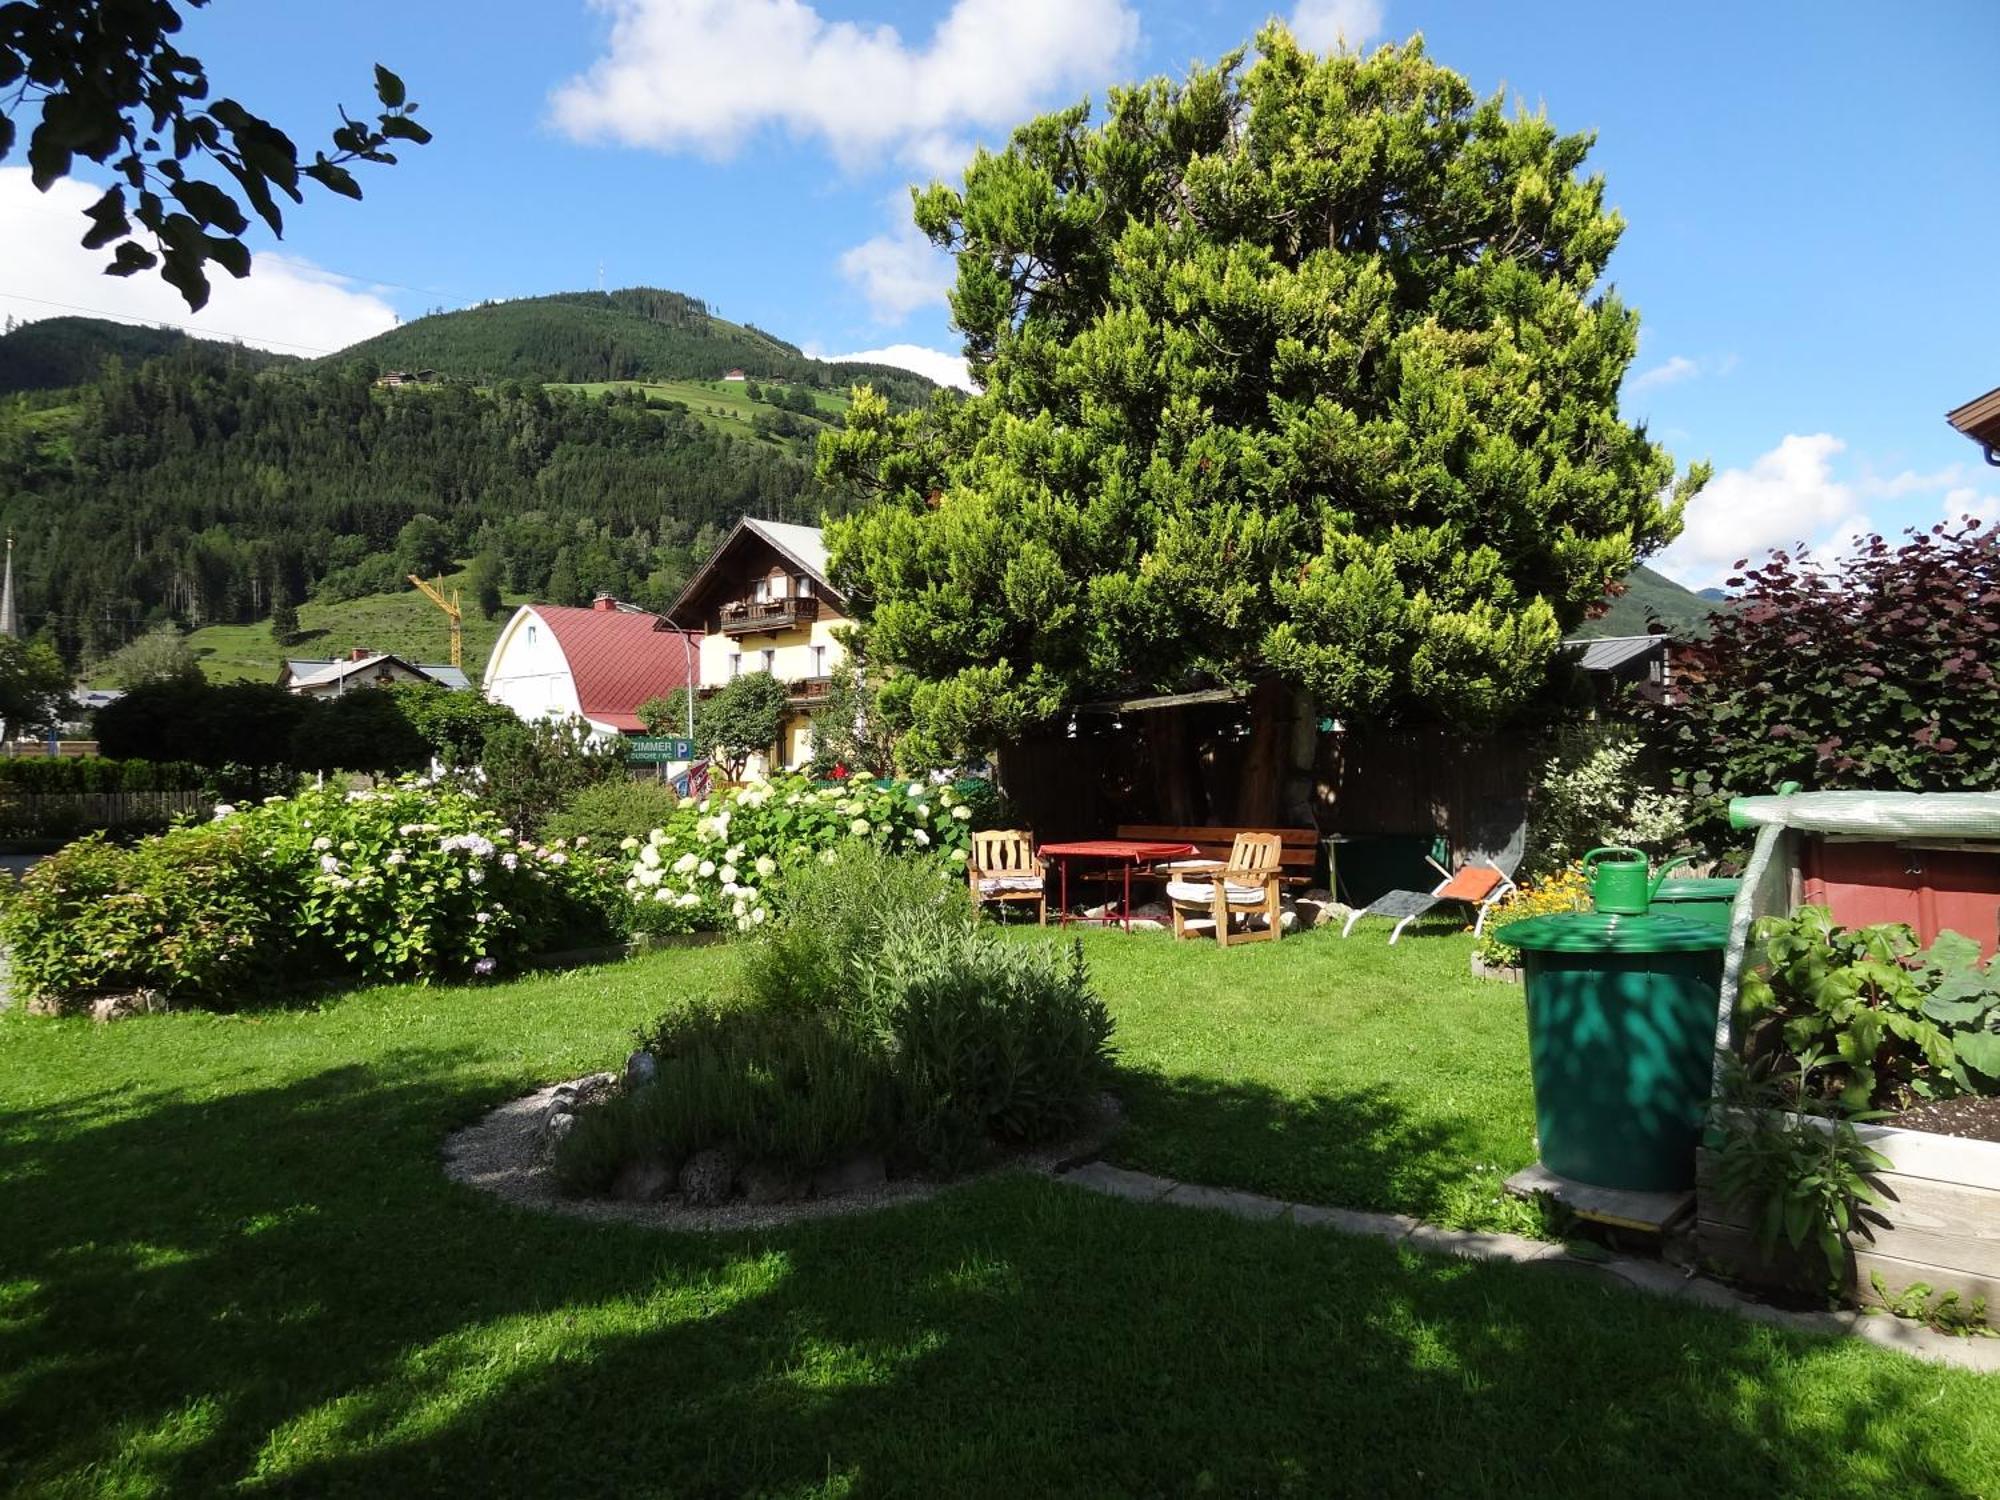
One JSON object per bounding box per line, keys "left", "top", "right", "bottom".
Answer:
{"left": 968, "top": 829, "right": 1047, "bottom": 924}
{"left": 1165, "top": 832, "right": 1285, "bottom": 947}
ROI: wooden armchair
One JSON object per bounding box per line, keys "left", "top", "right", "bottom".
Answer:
{"left": 1165, "top": 831, "right": 1284, "bottom": 947}
{"left": 968, "top": 829, "right": 1047, "bottom": 924}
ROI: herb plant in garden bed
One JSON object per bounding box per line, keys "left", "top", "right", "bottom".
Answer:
{"left": 551, "top": 847, "right": 1117, "bottom": 1213}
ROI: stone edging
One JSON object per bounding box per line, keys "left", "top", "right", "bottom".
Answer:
{"left": 1056, "top": 1162, "right": 2000, "bottom": 1374}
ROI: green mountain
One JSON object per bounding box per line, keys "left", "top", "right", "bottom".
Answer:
{"left": 1575, "top": 563, "right": 1724, "bottom": 639}
{"left": 331, "top": 287, "right": 938, "bottom": 406}
{"left": 0, "top": 315, "right": 296, "bottom": 395}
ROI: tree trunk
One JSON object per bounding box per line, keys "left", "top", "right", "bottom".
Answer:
{"left": 1144, "top": 708, "right": 1201, "bottom": 825}
{"left": 1234, "top": 678, "right": 1320, "bottom": 829}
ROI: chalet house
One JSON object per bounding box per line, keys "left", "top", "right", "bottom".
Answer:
{"left": 483, "top": 596, "right": 700, "bottom": 740}
{"left": 721, "top": 369, "right": 747, "bottom": 382}
{"left": 278, "top": 651, "right": 467, "bottom": 698}
{"left": 660, "top": 518, "right": 846, "bottom": 776}
{"left": 1947, "top": 384, "right": 2000, "bottom": 468}
{"left": 1561, "top": 632, "right": 1673, "bottom": 709}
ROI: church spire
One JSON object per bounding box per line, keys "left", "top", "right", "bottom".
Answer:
{"left": 0, "top": 536, "right": 15, "bottom": 638}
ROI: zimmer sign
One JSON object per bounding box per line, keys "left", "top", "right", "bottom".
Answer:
{"left": 627, "top": 736, "right": 695, "bottom": 764}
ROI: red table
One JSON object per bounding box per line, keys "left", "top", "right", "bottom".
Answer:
{"left": 1038, "top": 839, "right": 1200, "bottom": 932}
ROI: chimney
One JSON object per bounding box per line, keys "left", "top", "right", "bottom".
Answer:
{"left": 592, "top": 593, "right": 618, "bottom": 612}
{"left": 350, "top": 647, "right": 372, "bottom": 661}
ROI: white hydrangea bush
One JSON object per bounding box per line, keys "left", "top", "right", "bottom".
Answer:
{"left": 618, "top": 773, "right": 996, "bottom": 933}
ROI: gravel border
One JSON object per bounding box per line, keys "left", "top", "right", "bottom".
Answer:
{"left": 443, "top": 1078, "right": 1122, "bottom": 1233}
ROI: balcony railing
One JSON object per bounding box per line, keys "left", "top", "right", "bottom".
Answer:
{"left": 717, "top": 596, "right": 820, "bottom": 636}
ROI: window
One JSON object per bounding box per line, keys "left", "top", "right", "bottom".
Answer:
{"left": 812, "top": 644, "right": 826, "bottom": 678}
{"left": 729, "top": 653, "right": 742, "bottom": 679}
{"left": 797, "top": 576, "right": 813, "bottom": 597}
{"left": 526, "top": 625, "right": 537, "bottom": 647}
{"left": 761, "top": 648, "right": 776, "bottom": 674}
{"left": 753, "top": 578, "right": 768, "bottom": 603}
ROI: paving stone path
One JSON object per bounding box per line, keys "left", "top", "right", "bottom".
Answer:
{"left": 1058, "top": 1161, "right": 2000, "bottom": 1373}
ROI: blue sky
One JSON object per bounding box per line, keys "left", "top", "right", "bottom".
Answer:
{"left": 5, "top": 0, "right": 1996, "bottom": 587}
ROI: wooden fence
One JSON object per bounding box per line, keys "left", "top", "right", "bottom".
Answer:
{"left": 0, "top": 790, "right": 208, "bottom": 838}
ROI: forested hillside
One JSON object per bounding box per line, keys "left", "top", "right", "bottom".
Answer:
{"left": 0, "top": 360, "right": 840, "bottom": 665}
{"left": 1574, "top": 563, "right": 1725, "bottom": 638}
{"left": 335, "top": 287, "right": 937, "bottom": 405}
{"left": 0, "top": 316, "right": 297, "bottom": 395}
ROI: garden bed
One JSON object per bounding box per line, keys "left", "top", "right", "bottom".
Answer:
{"left": 1696, "top": 1114, "right": 2000, "bottom": 1310}
{"left": 445, "top": 1075, "right": 1121, "bottom": 1232}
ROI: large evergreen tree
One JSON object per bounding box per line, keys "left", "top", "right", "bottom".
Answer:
{"left": 820, "top": 28, "right": 1705, "bottom": 816}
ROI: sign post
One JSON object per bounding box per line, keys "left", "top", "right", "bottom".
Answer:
{"left": 627, "top": 736, "right": 696, "bottom": 765}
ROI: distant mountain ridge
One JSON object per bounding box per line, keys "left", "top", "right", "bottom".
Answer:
{"left": 1575, "top": 563, "right": 1726, "bottom": 639}
{"left": 329, "top": 286, "right": 939, "bottom": 404}
{"left": 0, "top": 316, "right": 297, "bottom": 395}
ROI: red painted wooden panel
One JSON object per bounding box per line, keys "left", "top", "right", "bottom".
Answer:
{"left": 1802, "top": 839, "right": 2000, "bottom": 959}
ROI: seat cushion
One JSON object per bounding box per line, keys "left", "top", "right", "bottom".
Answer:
{"left": 1437, "top": 866, "right": 1505, "bottom": 902}
{"left": 977, "top": 876, "right": 1045, "bottom": 894}
{"left": 1167, "top": 879, "right": 1268, "bottom": 905}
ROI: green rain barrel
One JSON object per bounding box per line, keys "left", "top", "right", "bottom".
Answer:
{"left": 1648, "top": 877, "right": 1742, "bottom": 931}
{"left": 1496, "top": 910, "right": 1727, "bottom": 1193}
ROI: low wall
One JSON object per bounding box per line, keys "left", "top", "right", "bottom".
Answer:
{"left": 1696, "top": 1118, "right": 2000, "bottom": 1308}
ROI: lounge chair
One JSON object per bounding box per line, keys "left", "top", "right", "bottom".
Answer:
{"left": 1165, "top": 831, "right": 1284, "bottom": 947}
{"left": 1341, "top": 803, "right": 1527, "bottom": 944}
{"left": 968, "top": 829, "right": 1047, "bottom": 924}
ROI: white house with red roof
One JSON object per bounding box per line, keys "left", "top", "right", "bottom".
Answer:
{"left": 482, "top": 595, "right": 700, "bottom": 739}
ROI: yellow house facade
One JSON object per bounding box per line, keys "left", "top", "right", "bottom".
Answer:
{"left": 665, "top": 518, "right": 849, "bottom": 777}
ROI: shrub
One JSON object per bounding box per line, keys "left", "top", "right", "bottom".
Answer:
{"left": 611, "top": 773, "right": 999, "bottom": 933}
{"left": 1647, "top": 521, "right": 2000, "bottom": 837}
{"left": 1473, "top": 864, "right": 1589, "bottom": 968}
{"left": 543, "top": 778, "right": 683, "bottom": 849}
{"left": 0, "top": 822, "right": 289, "bottom": 1004}
{"left": 1738, "top": 907, "right": 1999, "bottom": 1110}
{"left": 1523, "top": 725, "right": 1693, "bottom": 879}
{"left": 0, "top": 757, "right": 204, "bottom": 793}
{"left": 0, "top": 777, "right": 621, "bottom": 1006}
{"left": 479, "top": 715, "right": 627, "bottom": 837}
{"left": 738, "top": 842, "right": 971, "bottom": 1016}
{"left": 695, "top": 672, "right": 791, "bottom": 779}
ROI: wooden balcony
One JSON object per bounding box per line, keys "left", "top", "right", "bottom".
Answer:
{"left": 787, "top": 676, "right": 832, "bottom": 706}
{"left": 717, "top": 596, "right": 820, "bottom": 636}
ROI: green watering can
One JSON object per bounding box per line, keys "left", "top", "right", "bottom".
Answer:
{"left": 1582, "top": 847, "right": 1695, "bottom": 916}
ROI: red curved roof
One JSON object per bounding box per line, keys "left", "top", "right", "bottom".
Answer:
{"left": 532, "top": 605, "right": 700, "bottom": 732}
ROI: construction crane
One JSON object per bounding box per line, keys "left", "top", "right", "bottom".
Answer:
{"left": 408, "top": 574, "right": 463, "bottom": 671}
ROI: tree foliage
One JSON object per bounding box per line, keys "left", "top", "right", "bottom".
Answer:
{"left": 1646, "top": 521, "right": 2000, "bottom": 817}
{"left": 97, "top": 622, "right": 200, "bottom": 687}
{"left": 2, "top": 2, "right": 429, "bottom": 309}
{"left": 0, "top": 636, "right": 73, "bottom": 732}
{"left": 820, "top": 28, "right": 1702, "bottom": 765}
{"left": 478, "top": 714, "right": 626, "bottom": 836}
{"left": 696, "top": 672, "right": 790, "bottom": 778}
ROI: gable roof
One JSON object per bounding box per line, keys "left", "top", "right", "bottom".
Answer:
{"left": 282, "top": 657, "right": 467, "bottom": 691}
{"left": 1563, "top": 634, "right": 1669, "bottom": 672}
{"left": 1947, "top": 385, "right": 2000, "bottom": 457}
{"left": 664, "top": 516, "right": 840, "bottom": 628}
{"left": 522, "top": 603, "right": 700, "bottom": 733}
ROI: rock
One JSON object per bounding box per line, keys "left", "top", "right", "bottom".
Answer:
{"left": 740, "top": 1160, "right": 807, "bottom": 1204}
{"left": 624, "top": 1049, "right": 658, "bottom": 1090}
{"left": 678, "top": 1147, "right": 737, "bottom": 1206}
{"left": 810, "top": 1151, "right": 887, "bottom": 1199}
{"left": 611, "top": 1156, "right": 675, "bottom": 1202}
{"left": 542, "top": 1111, "right": 577, "bottom": 1154}
{"left": 25, "top": 996, "right": 66, "bottom": 1017}
{"left": 88, "top": 990, "right": 167, "bottom": 1023}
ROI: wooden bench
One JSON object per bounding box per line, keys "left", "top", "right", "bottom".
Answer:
{"left": 1114, "top": 825, "right": 1320, "bottom": 887}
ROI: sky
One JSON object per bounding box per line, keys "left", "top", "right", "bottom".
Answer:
{"left": 4, "top": 0, "right": 1997, "bottom": 589}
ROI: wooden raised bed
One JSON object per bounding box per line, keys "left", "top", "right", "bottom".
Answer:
{"left": 1696, "top": 1119, "right": 2000, "bottom": 1308}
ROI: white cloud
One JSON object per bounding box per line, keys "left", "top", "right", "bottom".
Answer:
{"left": 1628, "top": 354, "right": 1699, "bottom": 393}
{"left": 0, "top": 168, "right": 399, "bottom": 356}
{"left": 1943, "top": 485, "right": 2000, "bottom": 526}
{"left": 815, "top": 343, "right": 974, "bottom": 392}
{"left": 1288, "top": 0, "right": 1385, "bottom": 51}
{"left": 1656, "top": 433, "right": 1863, "bottom": 588}
{"left": 550, "top": 0, "right": 1141, "bottom": 169}
{"left": 1858, "top": 463, "right": 1969, "bottom": 500}
{"left": 839, "top": 214, "right": 954, "bottom": 324}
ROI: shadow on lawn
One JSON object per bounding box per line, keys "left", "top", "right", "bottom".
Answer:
{"left": 1111, "top": 1067, "right": 1501, "bottom": 1221}
{"left": 2, "top": 1048, "right": 1991, "bottom": 1497}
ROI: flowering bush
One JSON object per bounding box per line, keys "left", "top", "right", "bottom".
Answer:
{"left": 0, "top": 777, "right": 622, "bottom": 1007}
{"left": 615, "top": 774, "right": 998, "bottom": 933}
{"left": 1523, "top": 726, "right": 1692, "bottom": 880}
{"left": 1473, "top": 864, "right": 1590, "bottom": 969}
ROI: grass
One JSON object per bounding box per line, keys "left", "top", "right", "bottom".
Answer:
{"left": 4, "top": 928, "right": 1997, "bottom": 1496}
{"left": 172, "top": 565, "right": 527, "bottom": 686}
{"left": 549, "top": 377, "right": 846, "bottom": 452}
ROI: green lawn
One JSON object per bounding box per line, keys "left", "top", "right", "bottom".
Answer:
{"left": 549, "top": 377, "right": 846, "bottom": 453}
{"left": 4, "top": 928, "right": 1996, "bottom": 1497}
